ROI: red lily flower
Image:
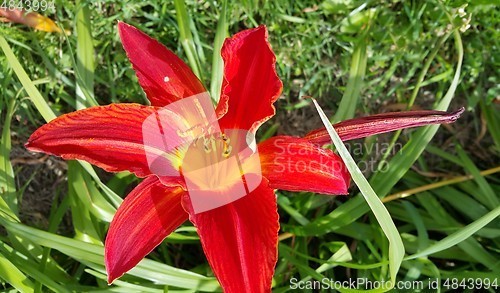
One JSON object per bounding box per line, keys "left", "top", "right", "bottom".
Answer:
{"left": 25, "top": 22, "right": 463, "bottom": 292}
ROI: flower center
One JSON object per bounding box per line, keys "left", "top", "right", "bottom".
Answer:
{"left": 141, "top": 92, "right": 263, "bottom": 213}
{"left": 181, "top": 130, "right": 241, "bottom": 191}
{"left": 180, "top": 128, "right": 262, "bottom": 214}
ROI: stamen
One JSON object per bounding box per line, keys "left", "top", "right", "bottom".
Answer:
{"left": 222, "top": 145, "right": 232, "bottom": 157}
{"left": 189, "top": 130, "right": 234, "bottom": 158}
{"left": 206, "top": 125, "right": 214, "bottom": 135}
{"left": 221, "top": 133, "right": 232, "bottom": 157}
{"left": 203, "top": 143, "right": 211, "bottom": 153}
{"left": 194, "top": 98, "right": 208, "bottom": 122}
{"left": 203, "top": 136, "right": 212, "bottom": 153}
{"left": 210, "top": 135, "right": 217, "bottom": 153}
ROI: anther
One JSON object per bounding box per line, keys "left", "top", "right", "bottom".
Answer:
{"left": 203, "top": 137, "right": 212, "bottom": 153}
{"left": 222, "top": 145, "right": 232, "bottom": 158}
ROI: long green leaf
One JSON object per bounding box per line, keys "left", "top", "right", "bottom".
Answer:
{"left": 0, "top": 35, "right": 57, "bottom": 122}
{"left": 480, "top": 99, "right": 500, "bottom": 151}
{"left": 68, "top": 161, "right": 102, "bottom": 244}
{"left": 0, "top": 217, "right": 220, "bottom": 291}
{"left": 1, "top": 35, "right": 122, "bottom": 209}
{"left": 75, "top": 0, "right": 97, "bottom": 109}
{"left": 455, "top": 145, "right": 499, "bottom": 209}
{"left": 0, "top": 241, "right": 70, "bottom": 293}
{"left": 312, "top": 98, "right": 404, "bottom": 289}
{"left": 68, "top": 162, "right": 115, "bottom": 222}
{"left": 0, "top": 251, "right": 34, "bottom": 293}
{"left": 174, "top": 0, "right": 203, "bottom": 81}
{"left": 333, "top": 39, "right": 367, "bottom": 122}
{"left": 406, "top": 205, "right": 500, "bottom": 265}
{"left": 0, "top": 98, "right": 17, "bottom": 215}
{"left": 210, "top": 0, "right": 227, "bottom": 103}
{"left": 415, "top": 191, "right": 498, "bottom": 270}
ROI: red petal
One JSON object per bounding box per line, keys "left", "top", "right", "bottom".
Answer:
{"left": 26, "top": 104, "right": 179, "bottom": 180}
{"left": 105, "top": 176, "right": 188, "bottom": 283}
{"left": 118, "top": 22, "right": 206, "bottom": 106}
{"left": 216, "top": 26, "right": 283, "bottom": 133}
{"left": 305, "top": 108, "right": 465, "bottom": 145}
{"left": 258, "top": 136, "right": 350, "bottom": 195}
{"left": 182, "top": 179, "right": 278, "bottom": 292}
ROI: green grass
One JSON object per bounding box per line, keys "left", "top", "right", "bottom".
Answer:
{"left": 1, "top": 0, "right": 499, "bottom": 292}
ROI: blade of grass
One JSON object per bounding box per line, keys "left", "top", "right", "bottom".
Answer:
{"left": 278, "top": 243, "right": 327, "bottom": 282}
{"left": 0, "top": 251, "right": 34, "bottom": 293}
{"left": 68, "top": 161, "right": 116, "bottom": 222}
{"left": 174, "top": 0, "right": 204, "bottom": 82}
{"left": 402, "top": 202, "right": 429, "bottom": 251}
{"left": 455, "top": 145, "right": 499, "bottom": 209}
{"left": 0, "top": 217, "right": 220, "bottom": 290}
{"left": 37, "top": 190, "right": 72, "bottom": 292}
{"left": 79, "top": 162, "right": 123, "bottom": 209}
{"left": 383, "top": 166, "right": 500, "bottom": 203}
{"left": 311, "top": 98, "right": 404, "bottom": 288}
{"left": 312, "top": 242, "right": 352, "bottom": 280}
{"left": 85, "top": 269, "right": 164, "bottom": 293}
{"left": 0, "top": 35, "right": 57, "bottom": 121}
{"left": 38, "top": 11, "right": 104, "bottom": 245}
{"left": 75, "top": 0, "right": 96, "bottom": 110}
{"left": 209, "top": 0, "right": 227, "bottom": 103}
{"left": 189, "top": 19, "right": 206, "bottom": 66}
{"left": 277, "top": 194, "right": 310, "bottom": 226}
{"left": 415, "top": 191, "right": 498, "bottom": 270}
{"left": 31, "top": 37, "right": 75, "bottom": 89}
{"left": 0, "top": 196, "right": 73, "bottom": 284}
{"left": 406, "top": 205, "right": 500, "bottom": 264}
{"left": 333, "top": 39, "right": 367, "bottom": 122}
{"left": 401, "top": 234, "right": 475, "bottom": 262}
{"left": 0, "top": 49, "right": 75, "bottom": 284}
{"left": 0, "top": 97, "right": 17, "bottom": 215}
{"left": 437, "top": 186, "right": 491, "bottom": 222}
{"left": 68, "top": 161, "right": 102, "bottom": 244}
{"left": 388, "top": 200, "right": 499, "bottom": 239}
{"left": 480, "top": 99, "right": 500, "bottom": 152}
{"left": 0, "top": 241, "right": 70, "bottom": 293}
{"left": 1, "top": 36, "right": 122, "bottom": 209}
